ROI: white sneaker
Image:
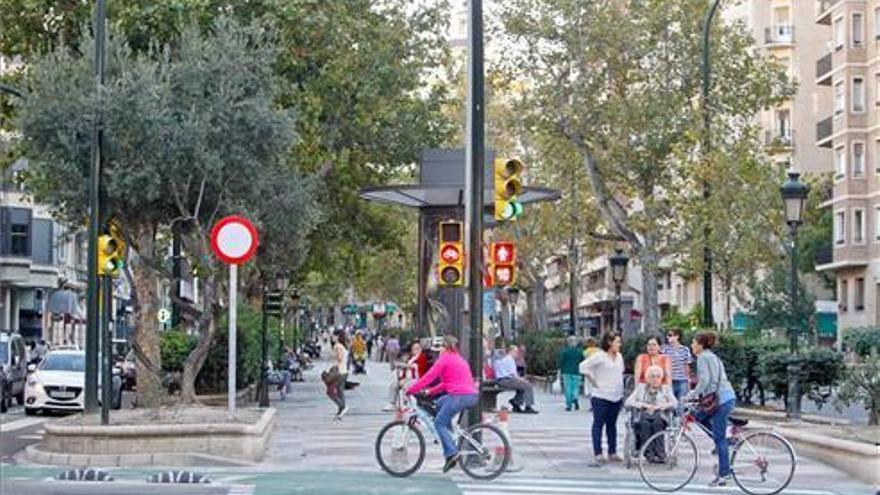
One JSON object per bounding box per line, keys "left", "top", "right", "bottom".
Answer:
{"left": 337, "top": 406, "right": 349, "bottom": 419}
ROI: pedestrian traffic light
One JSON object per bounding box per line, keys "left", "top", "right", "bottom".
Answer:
{"left": 438, "top": 221, "right": 464, "bottom": 287}
{"left": 491, "top": 241, "right": 516, "bottom": 287}
{"left": 264, "top": 291, "right": 284, "bottom": 318}
{"left": 97, "top": 234, "right": 125, "bottom": 277}
{"left": 494, "top": 158, "right": 524, "bottom": 221}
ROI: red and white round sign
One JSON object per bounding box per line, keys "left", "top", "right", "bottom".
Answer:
{"left": 210, "top": 216, "right": 259, "bottom": 265}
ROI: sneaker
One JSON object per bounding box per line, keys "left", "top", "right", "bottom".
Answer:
{"left": 381, "top": 404, "right": 395, "bottom": 412}
{"left": 509, "top": 400, "right": 523, "bottom": 413}
{"left": 608, "top": 453, "right": 623, "bottom": 463}
{"left": 565, "top": 406, "right": 572, "bottom": 412}
{"left": 574, "top": 400, "right": 580, "bottom": 410}
{"left": 709, "top": 475, "right": 731, "bottom": 487}
{"left": 337, "top": 406, "right": 349, "bottom": 419}
{"left": 588, "top": 455, "right": 606, "bottom": 468}
{"left": 523, "top": 407, "right": 539, "bottom": 414}
{"left": 442, "top": 453, "right": 460, "bottom": 473}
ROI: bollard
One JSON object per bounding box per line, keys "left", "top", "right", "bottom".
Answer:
{"left": 494, "top": 406, "right": 523, "bottom": 472}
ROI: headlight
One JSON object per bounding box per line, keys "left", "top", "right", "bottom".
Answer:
{"left": 27, "top": 375, "right": 41, "bottom": 388}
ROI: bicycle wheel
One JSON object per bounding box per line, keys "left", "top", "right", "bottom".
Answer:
{"left": 731, "top": 431, "right": 796, "bottom": 495}
{"left": 638, "top": 429, "right": 699, "bottom": 492}
{"left": 375, "top": 420, "right": 426, "bottom": 478}
{"left": 457, "top": 423, "right": 510, "bottom": 481}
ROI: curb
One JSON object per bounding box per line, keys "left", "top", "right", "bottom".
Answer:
{"left": 23, "top": 444, "right": 258, "bottom": 468}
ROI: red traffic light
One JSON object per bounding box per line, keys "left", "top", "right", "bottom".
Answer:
{"left": 441, "top": 244, "right": 461, "bottom": 263}
{"left": 492, "top": 242, "right": 515, "bottom": 264}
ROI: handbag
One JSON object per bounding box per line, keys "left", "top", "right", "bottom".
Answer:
{"left": 321, "top": 365, "right": 340, "bottom": 385}
{"left": 697, "top": 356, "right": 722, "bottom": 415}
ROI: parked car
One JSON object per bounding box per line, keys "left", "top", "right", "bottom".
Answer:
{"left": 25, "top": 350, "right": 122, "bottom": 416}
{"left": 0, "top": 332, "right": 27, "bottom": 413}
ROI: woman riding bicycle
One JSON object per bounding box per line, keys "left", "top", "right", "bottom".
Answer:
{"left": 687, "top": 331, "right": 736, "bottom": 488}
{"left": 405, "top": 335, "right": 478, "bottom": 473}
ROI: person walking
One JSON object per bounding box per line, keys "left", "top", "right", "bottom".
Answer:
{"left": 327, "top": 331, "right": 350, "bottom": 419}
{"left": 558, "top": 336, "right": 584, "bottom": 411}
{"left": 406, "top": 335, "right": 478, "bottom": 473}
{"left": 661, "top": 327, "right": 693, "bottom": 407}
{"left": 579, "top": 332, "right": 625, "bottom": 467}
{"left": 385, "top": 336, "right": 400, "bottom": 364}
{"left": 687, "top": 331, "right": 736, "bottom": 487}
{"left": 495, "top": 345, "right": 538, "bottom": 414}
{"left": 634, "top": 336, "right": 672, "bottom": 385}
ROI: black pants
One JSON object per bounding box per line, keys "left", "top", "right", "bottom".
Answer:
{"left": 590, "top": 397, "right": 622, "bottom": 456}
{"left": 636, "top": 415, "right": 667, "bottom": 459}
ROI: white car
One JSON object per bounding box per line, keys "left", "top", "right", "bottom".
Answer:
{"left": 25, "top": 351, "right": 121, "bottom": 415}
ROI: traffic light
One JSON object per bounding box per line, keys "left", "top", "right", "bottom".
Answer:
{"left": 491, "top": 241, "right": 516, "bottom": 287}
{"left": 97, "top": 234, "right": 125, "bottom": 277}
{"left": 494, "top": 158, "right": 524, "bottom": 221}
{"left": 438, "top": 221, "right": 464, "bottom": 287}
{"left": 264, "top": 291, "right": 284, "bottom": 318}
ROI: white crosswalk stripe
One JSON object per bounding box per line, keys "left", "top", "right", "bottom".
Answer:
{"left": 226, "top": 485, "right": 255, "bottom": 495}
{"left": 457, "top": 475, "right": 845, "bottom": 495}
{"left": 0, "top": 417, "right": 45, "bottom": 433}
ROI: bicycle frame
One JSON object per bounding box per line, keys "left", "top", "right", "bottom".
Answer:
{"left": 399, "top": 396, "right": 490, "bottom": 460}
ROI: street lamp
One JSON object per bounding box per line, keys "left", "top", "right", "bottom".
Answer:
{"left": 507, "top": 287, "right": 520, "bottom": 340}
{"left": 275, "top": 272, "right": 290, "bottom": 362}
{"left": 609, "top": 248, "right": 629, "bottom": 334}
{"left": 780, "top": 170, "right": 809, "bottom": 420}
{"left": 290, "top": 289, "right": 301, "bottom": 347}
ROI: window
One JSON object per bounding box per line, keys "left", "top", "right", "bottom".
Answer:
{"left": 856, "top": 278, "right": 865, "bottom": 311}
{"left": 840, "top": 279, "right": 849, "bottom": 311}
{"left": 835, "top": 81, "right": 846, "bottom": 115}
{"left": 853, "top": 13, "right": 865, "bottom": 47}
{"left": 835, "top": 146, "right": 847, "bottom": 178}
{"left": 777, "top": 109, "right": 791, "bottom": 140}
{"left": 854, "top": 209, "right": 865, "bottom": 242}
{"left": 875, "top": 8, "right": 880, "bottom": 39}
{"left": 854, "top": 142, "right": 865, "bottom": 176}
{"left": 835, "top": 17, "right": 845, "bottom": 49}
{"left": 835, "top": 210, "right": 846, "bottom": 244}
{"left": 2, "top": 207, "right": 31, "bottom": 257}
{"left": 854, "top": 78, "right": 866, "bottom": 112}
{"left": 55, "top": 225, "right": 66, "bottom": 262}
{"left": 876, "top": 207, "right": 880, "bottom": 240}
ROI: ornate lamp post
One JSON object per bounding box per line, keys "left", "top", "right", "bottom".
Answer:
{"left": 507, "top": 287, "right": 520, "bottom": 340}
{"left": 609, "top": 248, "right": 629, "bottom": 334}
{"left": 780, "top": 170, "right": 809, "bottom": 420}
{"left": 275, "top": 272, "right": 290, "bottom": 359}
{"left": 290, "top": 289, "right": 301, "bottom": 347}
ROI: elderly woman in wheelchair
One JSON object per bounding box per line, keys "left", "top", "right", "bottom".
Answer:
{"left": 623, "top": 365, "right": 677, "bottom": 466}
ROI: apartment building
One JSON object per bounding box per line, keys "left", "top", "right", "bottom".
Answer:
{"left": 814, "top": 0, "right": 880, "bottom": 329}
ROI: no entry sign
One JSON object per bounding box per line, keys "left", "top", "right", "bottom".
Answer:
{"left": 211, "top": 216, "right": 259, "bottom": 265}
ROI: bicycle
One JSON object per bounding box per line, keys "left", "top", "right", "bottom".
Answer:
{"left": 375, "top": 394, "right": 511, "bottom": 480}
{"left": 637, "top": 403, "right": 796, "bottom": 495}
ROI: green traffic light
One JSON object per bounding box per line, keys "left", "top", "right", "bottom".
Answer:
{"left": 501, "top": 201, "right": 523, "bottom": 220}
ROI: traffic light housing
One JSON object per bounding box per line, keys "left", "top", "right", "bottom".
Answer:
{"left": 494, "top": 158, "right": 524, "bottom": 221}
{"left": 438, "top": 221, "right": 464, "bottom": 287}
{"left": 491, "top": 241, "right": 516, "bottom": 287}
{"left": 97, "top": 234, "right": 125, "bottom": 277}
{"left": 264, "top": 291, "right": 284, "bottom": 318}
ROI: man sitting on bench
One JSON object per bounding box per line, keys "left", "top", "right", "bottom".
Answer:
{"left": 494, "top": 345, "right": 538, "bottom": 414}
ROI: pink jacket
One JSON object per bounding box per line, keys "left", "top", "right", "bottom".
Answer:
{"left": 406, "top": 351, "right": 478, "bottom": 396}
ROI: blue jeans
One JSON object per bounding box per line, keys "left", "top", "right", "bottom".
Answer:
{"left": 696, "top": 399, "right": 736, "bottom": 477}
{"left": 671, "top": 379, "right": 689, "bottom": 413}
{"left": 563, "top": 374, "right": 582, "bottom": 409}
{"left": 434, "top": 393, "right": 478, "bottom": 458}
{"left": 590, "top": 397, "right": 622, "bottom": 456}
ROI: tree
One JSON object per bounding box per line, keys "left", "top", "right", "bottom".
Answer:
{"left": 17, "top": 19, "right": 318, "bottom": 405}
{"left": 500, "top": 0, "right": 791, "bottom": 333}
{"left": 743, "top": 261, "right": 815, "bottom": 338}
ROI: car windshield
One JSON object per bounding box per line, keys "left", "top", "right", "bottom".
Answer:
{"left": 41, "top": 353, "right": 85, "bottom": 372}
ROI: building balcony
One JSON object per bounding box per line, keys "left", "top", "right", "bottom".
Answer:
{"left": 765, "top": 25, "right": 794, "bottom": 46}
{"left": 816, "top": 116, "right": 833, "bottom": 148}
{"left": 764, "top": 129, "right": 794, "bottom": 150}
{"left": 816, "top": 52, "right": 833, "bottom": 85}
{"left": 816, "top": 0, "right": 840, "bottom": 25}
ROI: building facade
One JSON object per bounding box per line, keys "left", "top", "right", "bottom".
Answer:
{"left": 814, "top": 0, "right": 880, "bottom": 329}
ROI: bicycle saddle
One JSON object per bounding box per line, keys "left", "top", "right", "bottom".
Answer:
{"left": 729, "top": 416, "right": 749, "bottom": 427}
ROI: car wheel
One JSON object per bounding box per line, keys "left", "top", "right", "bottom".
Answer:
{"left": 24, "top": 407, "right": 38, "bottom": 416}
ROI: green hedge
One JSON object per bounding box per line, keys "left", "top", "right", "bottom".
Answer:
{"left": 758, "top": 346, "right": 845, "bottom": 410}
{"left": 516, "top": 330, "right": 567, "bottom": 377}
{"left": 160, "top": 330, "right": 197, "bottom": 372}
{"left": 843, "top": 327, "right": 880, "bottom": 357}
{"left": 196, "top": 305, "right": 282, "bottom": 394}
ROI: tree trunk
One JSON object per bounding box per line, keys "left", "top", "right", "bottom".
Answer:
{"left": 533, "top": 275, "right": 548, "bottom": 332}
{"left": 130, "top": 225, "right": 164, "bottom": 408}
{"left": 179, "top": 274, "right": 217, "bottom": 403}
{"left": 640, "top": 232, "right": 661, "bottom": 335}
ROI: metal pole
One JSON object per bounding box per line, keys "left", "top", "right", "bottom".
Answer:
{"left": 85, "top": 0, "right": 107, "bottom": 414}
{"left": 259, "top": 285, "right": 270, "bottom": 408}
{"left": 787, "top": 225, "right": 802, "bottom": 419}
{"left": 615, "top": 282, "right": 622, "bottom": 333}
{"left": 465, "top": 0, "right": 485, "bottom": 426}
{"left": 569, "top": 240, "right": 578, "bottom": 336}
{"left": 171, "top": 226, "right": 181, "bottom": 329}
{"left": 510, "top": 302, "right": 516, "bottom": 341}
{"left": 228, "top": 264, "right": 237, "bottom": 417}
{"left": 101, "top": 276, "right": 112, "bottom": 425}
{"left": 701, "top": 0, "right": 722, "bottom": 329}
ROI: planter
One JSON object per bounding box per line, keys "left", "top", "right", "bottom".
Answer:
{"left": 29, "top": 407, "right": 275, "bottom": 467}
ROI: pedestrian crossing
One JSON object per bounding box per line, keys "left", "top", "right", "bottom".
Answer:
{"left": 0, "top": 416, "right": 45, "bottom": 433}
{"left": 457, "top": 475, "right": 848, "bottom": 495}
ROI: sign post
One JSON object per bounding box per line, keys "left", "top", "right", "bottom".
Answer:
{"left": 210, "top": 216, "right": 259, "bottom": 417}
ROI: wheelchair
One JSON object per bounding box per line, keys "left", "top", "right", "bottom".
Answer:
{"left": 622, "top": 405, "right": 675, "bottom": 469}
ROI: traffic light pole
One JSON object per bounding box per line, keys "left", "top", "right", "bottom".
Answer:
{"left": 259, "top": 285, "right": 270, "bottom": 408}
{"left": 85, "top": 0, "right": 107, "bottom": 414}
{"left": 101, "top": 275, "right": 113, "bottom": 425}
{"left": 465, "top": 0, "right": 485, "bottom": 427}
